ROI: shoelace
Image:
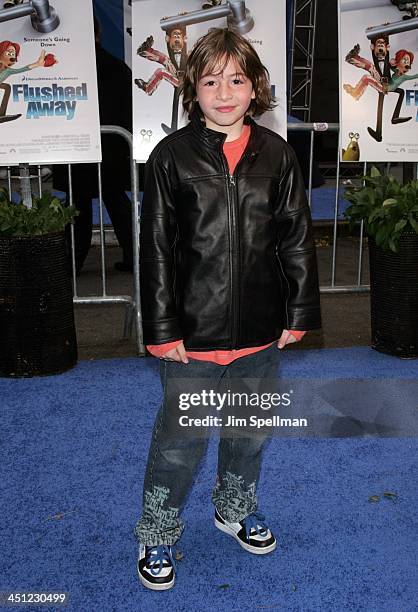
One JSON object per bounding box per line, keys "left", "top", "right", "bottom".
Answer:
{"left": 242, "top": 512, "right": 269, "bottom": 542}
{"left": 145, "top": 545, "right": 176, "bottom": 576}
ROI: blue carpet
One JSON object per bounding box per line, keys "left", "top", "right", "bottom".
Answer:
{"left": 1, "top": 347, "right": 417, "bottom": 611}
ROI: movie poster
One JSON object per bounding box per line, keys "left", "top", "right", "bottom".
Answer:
{"left": 339, "top": 0, "right": 418, "bottom": 162}
{"left": 132, "top": 0, "right": 287, "bottom": 162}
{"left": 0, "top": 0, "right": 101, "bottom": 165}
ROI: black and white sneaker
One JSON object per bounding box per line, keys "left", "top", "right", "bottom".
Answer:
{"left": 137, "top": 544, "right": 176, "bottom": 590}
{"left": 215, "top": 509, "right": 277, "bottom": 555}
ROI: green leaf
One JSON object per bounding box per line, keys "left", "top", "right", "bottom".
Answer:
{"left": 343, "top": 172, "right": 418, "bottom": 251}
{"left": 375, "top": 225, "right": 388, "bottom": 248}
{"left": 368, "top": 209, "right": 384, "bottom": 223}
{"left": 409, "top": 217, "right": 418, "bottom": 234}
{"left": 394, "top": 219, "right": 407, "bottom": 233}
{"left": 368, "top": 495, "right": 380, "bottom": 503}
{"left": 388, "top": 237, "right": 398, "bottom": 253}
{"left": 0, "top": 191, "right": 77, "bottom": 237}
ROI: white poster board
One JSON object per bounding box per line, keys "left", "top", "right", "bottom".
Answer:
{"left": 339, "top": 0, "right": 418, "bottom": 162}
{"left": 0, "top": 0, "right": 101, "bottom": 165}
{"left": 132, "top": 0, "right": 287, "bottom": 162}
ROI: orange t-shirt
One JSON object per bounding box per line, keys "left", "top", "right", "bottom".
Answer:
{"left": 147, "top": 124, "right": 305, "bottom": 364}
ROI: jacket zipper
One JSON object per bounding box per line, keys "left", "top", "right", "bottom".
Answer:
{"left": 221, "top": 150, "right": 249, "bottom": 348}
{"left": 228, "top": 170, "right": 239, "bottom": 347}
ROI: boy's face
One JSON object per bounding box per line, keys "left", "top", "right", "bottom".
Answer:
{"left": 196, "top": 56, "right": 255, "bottom": 139}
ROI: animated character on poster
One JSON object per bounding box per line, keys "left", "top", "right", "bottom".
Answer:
{"left": 342, "top": 131, "right": 360, "bottom": 161}
{"left": 3, "top": 0, "right": 24, "bottom": 7}
{"left": 134, "top": 3, "right": 225, "bottom": 134}
{"left": 202, "top": 0, "right": 222, "bottom": 8}
{"left": 0, "top": 41, "right": 56, "bottom": 123}
{"left": 344, "top": 34, "right": 412, "bottom": 142}
{"left": 391, "top": 1, "right": 418, "bottom": 18}
{"left": 135, "top": 24, "right": 188, "bottom": 134}
{"left": 344, "top": 47, "right": 418, "bottom": 100}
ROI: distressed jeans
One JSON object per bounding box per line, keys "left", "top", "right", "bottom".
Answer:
{"left": 134, "top": 343, "right": 280, "bottom": 546}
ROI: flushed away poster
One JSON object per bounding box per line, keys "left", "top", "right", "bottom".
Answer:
{"left": 0, "top": 0, "right": 101, "bottom": 165}
{"left": 131, "top": 0, "right": 287, "bottom": 162}
{"left": 339, "top": 0, "right": 418, "bottom": 162}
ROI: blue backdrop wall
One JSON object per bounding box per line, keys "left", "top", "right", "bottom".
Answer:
{"left": 93, "top": 0, "right": 125, "bottom": 60}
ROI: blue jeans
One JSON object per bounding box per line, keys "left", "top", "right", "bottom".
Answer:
{"left": 134, "top": 343, "right": 280, "bottom": 546}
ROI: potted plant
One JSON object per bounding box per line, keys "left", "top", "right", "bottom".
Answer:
{"left": 0, "top": 187, "right": 78, "bottom": 376}
{"left": 344, "top": 167, "right": 418, "bottom": 358}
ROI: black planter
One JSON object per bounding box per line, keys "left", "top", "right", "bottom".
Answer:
{"left": 368, "top": 232, "right": 418, "bottom": 358}
{"left": 0, "top": 231, "right": 77, "bottom": 377}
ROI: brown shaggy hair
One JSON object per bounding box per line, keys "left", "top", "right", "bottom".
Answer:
{"left": 181, "top": 28, "right": 275, "bottom": 119}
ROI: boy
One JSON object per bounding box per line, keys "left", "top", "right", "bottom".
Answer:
{"left": 135, "top": 28, "right": 321, "bottom": 590}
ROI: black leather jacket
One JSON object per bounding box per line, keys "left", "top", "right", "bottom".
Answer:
{"left": 140, "top": 113, "right": 321, "bottom": 350}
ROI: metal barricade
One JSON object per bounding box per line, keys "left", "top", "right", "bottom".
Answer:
{"left": 288, "top": 121, "right": 370, "bottom": 294}
{"left": 65, "top": 125, "right": 144, "bottom": 355}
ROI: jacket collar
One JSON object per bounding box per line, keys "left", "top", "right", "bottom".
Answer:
{"left": 190, "top": 110, "right": 260, "bottom": 157}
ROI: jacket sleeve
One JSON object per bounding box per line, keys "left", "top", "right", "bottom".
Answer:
{"left": 139, "top": 151, "right": 182, "bottom": 344}
{"left": 275, "top": 149, "right": 321, "bottom": 331}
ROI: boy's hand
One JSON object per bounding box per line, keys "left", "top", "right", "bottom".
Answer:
{"left": 160, "top": 341, "right": 189, "bottom": 364}
{"left": 278, "top": 329, "right": 306, "bottom": 349}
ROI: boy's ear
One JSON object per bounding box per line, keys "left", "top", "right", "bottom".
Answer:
{"left": 251, "top": 89, "right": 256, "bottom": 100}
